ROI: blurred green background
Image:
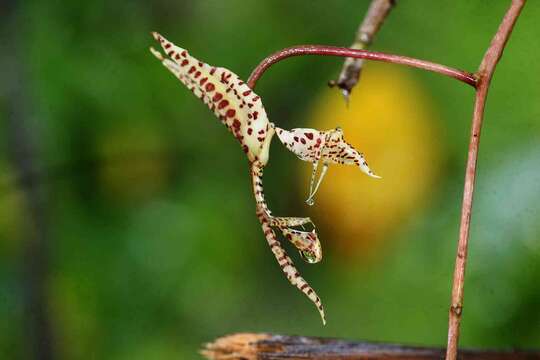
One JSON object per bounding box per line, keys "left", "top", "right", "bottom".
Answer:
{"left": 1, "top": 1, "right": 539, "bottom": 359}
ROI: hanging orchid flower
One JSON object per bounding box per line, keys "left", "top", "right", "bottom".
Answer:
{"left": 150, "top": 32, "right": 380, "bottom": 325}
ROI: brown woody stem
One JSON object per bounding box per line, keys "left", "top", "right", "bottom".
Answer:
{"left": 354, "top": 0, "right": 396, "bottom": 47}
{"left": 202, "top": 333, "right": 538, "bottom": 360}
{"left": 247, "top": 45, "right": 477, "bottom": 89}
{"left": 332, "top": 0, "right": 397, "bottom": 100}
{"left": 446, "top": 1, "right": 526, "bottom": 359}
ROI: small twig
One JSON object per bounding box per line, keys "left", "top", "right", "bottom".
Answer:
{"left": 353, "top": 0, "right": 396, "bottom": 49}
{"left": 446, "top": 1, "right": 526, "bottom": 360}
{"left": 330, "top": 0, "right": 397, "bottom": 102}
{"left": 247, "top": 45, "right": 477, "bottom": 89}
{"left": 201, "top": 333, "right": 539, "bottom": 360}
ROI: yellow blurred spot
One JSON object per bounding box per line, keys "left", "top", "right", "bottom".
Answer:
{"left": 305, "top": 63, "right": 441, "bottom": 255}
{"left": 97, "top": 125, "right": 171, "bottom": 204}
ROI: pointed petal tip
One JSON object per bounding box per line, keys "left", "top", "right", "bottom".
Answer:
{"left": 316, "top": 303, "right": 326, "bottom": 325}
{"left": 365, "top": 170, "right": 382, "bottom": 179}
{"left": 149, "top": 47, "right": 164, "bottom": 61}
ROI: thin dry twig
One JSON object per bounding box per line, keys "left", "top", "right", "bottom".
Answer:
{"left": 201, "top": 333, "right": 539, "bottom": 360}
{"left": 446, "top": 1, "right": 526, "bottom": 359}
{"left": 330, "top": 0, "right": 397, "bottom": 102}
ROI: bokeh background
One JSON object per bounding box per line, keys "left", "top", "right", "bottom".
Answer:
{"left": 1, "top": 1, "right": 539, "bottom": 359}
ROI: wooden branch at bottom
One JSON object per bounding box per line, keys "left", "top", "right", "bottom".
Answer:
{"left": 201, "top": 333, "right": 540, "bottom": 360}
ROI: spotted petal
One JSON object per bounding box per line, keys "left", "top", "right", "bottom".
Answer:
{"left": 275, "top": 127, "right": 326, "bottom": 162}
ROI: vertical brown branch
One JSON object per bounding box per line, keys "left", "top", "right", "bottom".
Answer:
{"left": 446, "top": 1, "right": 526, "bottom": 360}
{"left": 330, "top": 0, "right": 396, "bottom": 101}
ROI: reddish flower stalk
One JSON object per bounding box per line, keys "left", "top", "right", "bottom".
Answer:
{"left": 446, "top": 1, "right": 526, "bottom": 359}
{"left": 248, "top": 1, "right": 526, "bottom": 359}
{"left": 247, "top": 45, "right": 477, "bottom": 89}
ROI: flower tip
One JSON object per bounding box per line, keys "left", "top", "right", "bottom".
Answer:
{"left": 149, "top": 47, "right": 164, "bottom": 61}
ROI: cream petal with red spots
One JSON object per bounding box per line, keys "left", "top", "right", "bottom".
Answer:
{"left": 276, "top": 127, "right": 380, "bottom": 205}
{"left": 151, "top": 33, "right": 326, "bottom": 325}
{"left": 275, "top": 127, "right": 326, "bottom": 162}
{"left": 321, "top": 128, "right": 381, "bottom": 179}
{"left": 150, "top": 32, "right": 273, "bottom": 166}
{"left": 279, "top": 227, "right": 322, "bottom": 264}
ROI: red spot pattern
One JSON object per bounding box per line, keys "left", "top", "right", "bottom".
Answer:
{"left": 153, "top": 36, "right": 278, "bottom": 164}
{"left": 220, "top": 72, "right": 231, "bottom": 84}
{"left": 305, "top": 132, "right": 313, "bottom": 140}
{"left": 218, "top": 100, "right": 229, "bottom": 109}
